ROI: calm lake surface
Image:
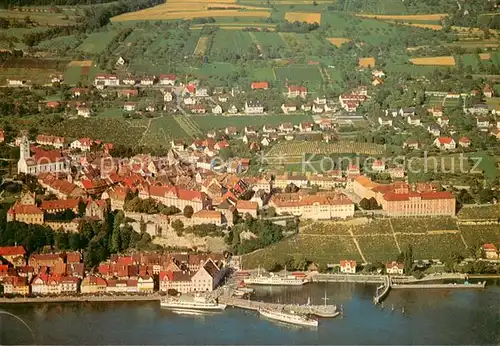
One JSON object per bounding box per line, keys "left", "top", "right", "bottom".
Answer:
{"left": 1, "top": 281, "right": 499, "bottom": 345}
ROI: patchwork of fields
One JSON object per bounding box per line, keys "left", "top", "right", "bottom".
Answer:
{"left": 410, "top": 56, "right": 456, "bottom": 66}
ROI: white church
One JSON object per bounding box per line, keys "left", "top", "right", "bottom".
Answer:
{"left": 17, "top": 136, "right": 69, "bottom": 175}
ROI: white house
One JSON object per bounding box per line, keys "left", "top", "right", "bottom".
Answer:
{"left": 340, "top": 260, "right": 356, "bottom": 274}
{"left": 434, "top": 137, "right": 456, "bottom": 150}
{"left": 77, "top": 106, "right": 91, "bottom": 117}
{"left": 245, "top": 100, "right": 264, "bottom": 114}
{"left": 159, "top": 74, "right": 176, "bottom": 86}
{"left": 378, "top": 116, "right": 393, "bottom": 126}
{"left": 386, "top": 261, "right": 404, "bottom": 275}
{"left": 123, "top": 102, "right": 137, "bottom": 111}
{"left": 163, "top": 92, "right": 173, "bottom": 102}
{"left": 212, "top": 105, "right": 223, "bottom": 114}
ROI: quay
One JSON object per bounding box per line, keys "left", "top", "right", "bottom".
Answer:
{"left": 0, "top": 295, "right": 161, "bottom": 304}
{"left": 310, "top": 273, "right": 385, "bottom": 284}
{"left": 391, "top": 281, "right": 487, "bottom": 289}
{"left": 219, "top": 296, "right": 339, "bottom": 317}
{"left": 373, "top": 276, "right": 391, "bottom": 304}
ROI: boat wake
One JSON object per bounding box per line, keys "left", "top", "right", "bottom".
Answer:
{"left": 0, "top": 310, "right": 35, "bottom": 339}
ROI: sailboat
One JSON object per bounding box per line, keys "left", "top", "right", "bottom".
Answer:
{"left": 312, "top": 290, "right": 340, "bottom": 318}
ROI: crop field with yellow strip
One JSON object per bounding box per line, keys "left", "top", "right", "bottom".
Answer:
{"left": 480, "top": 53, "right": 492, "bottom": 60}
{"left": 356, "top": 13, "right": 448, "bottom": 21}
{"left": 67, "top": 60, "right": 93, "bottom": 67}
{"left": 285, "top": 12, "right": 321, "bottom": 24}
{"left": 359, "top": 57, "right": 375, "bottom": 68}
{"left": 193, "top": 36, "right": 208, "bottom": 55}
{"left": 112, "top": 0, "right": 270, "bottom": 21}
{"left": 191, "top": 23, "right": 276, "bottom": 31}
{"left": 409, "top": 56, "right": 456, "bottom": 66}
{"left": 326, "top": 37, "right": 351, "bottom": 47}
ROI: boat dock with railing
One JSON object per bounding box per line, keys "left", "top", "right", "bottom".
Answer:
{"left": 219, "top": 297, "right": 339, "bottom": 318}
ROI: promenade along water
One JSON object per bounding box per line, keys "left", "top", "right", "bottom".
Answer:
{"left": 1, "top": 281, "right": 499, "bottom": 345}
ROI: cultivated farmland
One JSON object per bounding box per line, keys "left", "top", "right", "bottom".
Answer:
{"left": 76, "top": 31, "right": 119, "bottom": 54}
{"left": 326, "top": 37, "right": 351, "bottom": 47}
{"left": 356, "top": 13, "right": 448, "bottom": 21}
{"left": 193, "top": 36, "right": 208, "bottom": 56}
{"left": 274, "top": 66, "right": 324, "bottom": 82}
{"left": 359, "top": 57, "right": 375, "bottom": 68}
{"left": 210, "top": 31, "right": 255, "bottom": 56}
{"left": 284, "top": 12, "right": 321, "bottom": 24}
{"left": 111, "top": 0, "right": 271, "bottom": 22}
{"left": 193, "top": 114, "right": 312, "bottom": 131}
{"left": 410, "top": 56, "right": 456, "bottom": 66}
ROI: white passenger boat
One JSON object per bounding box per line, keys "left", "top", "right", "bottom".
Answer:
{"left": 259, "top": 308, "right": 318, "bottom": 327}
{"left": 160, "top": 295, "right": 227, "bottom": 312}
{"left": 244, "top": 267, "right": 308, "bottom": 286}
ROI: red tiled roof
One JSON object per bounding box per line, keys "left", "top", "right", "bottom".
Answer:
{"left": 236, "top": 200, "right": 258, "bottom": 211}
{"left": 251, "top": 82, "right": 269, "bottom": 89}
{"left": 482, "top": 243, "right": 497, "bottom": 251}
{"left": 12, "top": 204, "right": 43, "bottom": 215}
{"left": 193, "top": 210, "right": 221, "bottom": 219}
{"left": 31, "top": 147, "right": 64, "bottom": 164}
{"left": 459, "top": 137, "right": 471, "bottom": 143}
{"left": 0, "top": 246, "right": 26, "bottom": 256}
{"left": 340, "top": 260, "right": 356, "bottom": 266}
{"left": 159, "top": 74, "right": 176, "bottom": 80}
{"left": 436, "top": 137, "right": 454, "bottom": 144}
{"left": 40, "top": 199, "right": 80, "bottom": 211}
{"left": 383, "top": 191, "right": 453, "bottom": 201}
{"left": 288, "top": 85, "right": 307, "bottom": 92}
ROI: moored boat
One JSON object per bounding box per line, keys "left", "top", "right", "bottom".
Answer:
{"left": 259, "top": 308, "right": 318, "bottom": 327}
{"left": 160, "top": 295, "right": 227, "bottom": 312}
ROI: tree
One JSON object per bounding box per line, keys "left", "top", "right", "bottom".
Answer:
{"left": 183, "top": 205, "right": 194, "bottom": 219}
{"left": 78, "top": 200, "right": 87, "bottom": 217}
{"left": 139, "top": 216, "right": 146, "bottom": 234}
{"left": 171, "top": 219, "right": 184, "bottom": 235}
{"left": 359, "top": 198, "right": 370, "bottom": 210}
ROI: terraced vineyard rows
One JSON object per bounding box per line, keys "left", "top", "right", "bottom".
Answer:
{"left": 173, "top": 115, "right": 203, "bottom": 137}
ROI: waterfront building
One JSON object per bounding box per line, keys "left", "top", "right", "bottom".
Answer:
{"left": 482, "top": 243, "right": 499, "bottom": 259}
{"left": 0, "top": 246, "right": 26, "bottom": 267}
{"left": 386, "top": 261, "right": 404, "bottom": 275}
{"left": 137, "top": 275, "right": 154, "bottom": 293}
{"left": 340, "top": 260, "right": 357, "bottom": 274}
{"left": 81, "top": 275, "right": 107, "bottom": 294}
{"left": 2, "top": 276, "right": 30, "bottom": 295}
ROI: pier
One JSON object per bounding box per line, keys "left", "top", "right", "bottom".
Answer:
{"left": 373, "top": 276, "right": 391, "bottom": 304}
{"left": 310, "top": 273, "right": 385, "bottom": 284}
{"left": 219, "top": 296, "right": 339, "bottom": 317}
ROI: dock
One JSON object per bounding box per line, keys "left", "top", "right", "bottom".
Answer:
{"left": 373, "top": 276, "right": 391, "bottom": 304}
{"left": 219, "top": 297, "right": 338, "bottom": 317}
{"left": 391, "top": 281, "right": 487, "bottom": 289}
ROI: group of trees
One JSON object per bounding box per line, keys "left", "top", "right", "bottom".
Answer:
{"left": 123, "top": 197, "right": 180, "bottom": 216}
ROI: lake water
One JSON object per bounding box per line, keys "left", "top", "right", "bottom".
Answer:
{"left": 1, "top": 281, "right": 499, "bottom": 345}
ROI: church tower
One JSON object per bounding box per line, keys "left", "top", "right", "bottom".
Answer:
{"left": 19, "top": 136, "right": 30, "bottom": 160}
{"left": 17, "top": 136, "right": 31, "bottom": 174}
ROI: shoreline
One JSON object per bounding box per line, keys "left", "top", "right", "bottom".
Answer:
{"left": 0, "top": 295, "right": 161, "bottom": 304}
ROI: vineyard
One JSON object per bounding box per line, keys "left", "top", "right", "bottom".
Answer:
{"left": 459, "top": 225, "right": 500, "bottom": 247}
{"left": 396, "top": 233, "right": 466, "bottom": 259}
{"left": 390, "top": 217, "right": 458, "bottom": 234}
{"left": 357, "top": 235, "right": 400, "bottom": 262}
{"left": 173, "top": 115, "right": 203, "bottom": 137}
{"left": 301, "top": 222, "right": 352, "bottom": 235}
{"left": 266, "top": 141, "right": 386, "bottom": 157}
{"left": 352, "top": 219, "right": 392, "bottom": 235}
{"left": 457, "top": 205, "right": 500, "bottom": 219}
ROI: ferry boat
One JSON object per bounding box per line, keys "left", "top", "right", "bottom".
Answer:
{"left": 259, "top": 308, "right": 318, "bottom": 327}
{"left": 160, "top": 295, "right": 227, "bottom": 312}
{"left": 244, "top": 267, "right": 308, "bottom": 286}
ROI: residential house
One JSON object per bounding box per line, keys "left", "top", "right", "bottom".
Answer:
{"left": 458, "top": 137, "right": 471, "bottom": 148}
{"left": 118, "top": 89, "right": 138, "bottom": 98}
{"left": 372, "top": 70, "right": 385, "bottom": 78}
{"left": 299, "top": 122, "right": 313, "bottom": 132}
{"left": 71, "top": 88, "right": 88, "bottom": 98}
{"left": 386, "top": 261, "right": 404, "bottom": 275}
{"left": 123, "top": 102, "right": 137, "bottom": 112}
{"left": 378, "top": 117, "right": 393, "bottom": 126}
{"left": 122, "top": 76, "right": 137, "bottom": 86}
{"left": 163, "top": 91, "right": 173, "bottom": 102}
{"left": 281, "top": 104, "right": 297, "bottom": 114}
{"left": 195, "top": 87, "right": 209, "bottom": 98}
{"left": 225, "top": 127, "right": 238, "bottom": 136}
{"left": 482, "top": 243, "right": 498, "bottom": 259}
{"left": 245, "top": 100, "right": 264, "bottom": 114}
{"left": 245, "top": 126, "right": 257, "bottom": 135}
{"left": 372, "top": 77, "right": 384, "bottom": 86}
{"left": 385, "top": 109, "right": 398, "bottom": 117}
{"left": 428, "top": 106, "right": 443, "bottom": 117}
{"left": 80, "top": 275, "right": 107, "bottom": 294}
{"left": 287, "top": 85, "right": 307, "bottom": 98}
{"left": 140, "top": 76, "right": 155, "bottom": 86}
{"left": 191, "top": 210, "right": 222, "bottom": 226}
{"left": 0, "top": 246, "right": 26, "bottom": 267}
{"left": 399, "top": 107, "right": 415, "bottom": 118}
{"left": 427, "top": 124, "right": 441, "bottom": 137}
{"left": 94, "top": 74, "right": 119, "bottom": 88}
{"left": 212, "top": 105, "right": 223, "bottom": 114}
{"left": 371, "top": 160, "right": 385, "bottom": 173}
{"left": 184, "top": 96, "right": 197, "bottom": 105}
{"left": 77, "top": 106, "right": 91, "bottom": 117}
{"left": 407, "top": 115, "right": 421, "bottom": 126}
{"left": 251, "top": 82, "right": 269, "bottom": 90}
{"left": 437, "top": 116, "right": 449, "bottom": 126}
{"left": 159, "top": 74, "right": 176, "bottom": 86}
{"left": 483, "top": 84, "right": 494, "bottom": 98}
{"left": 279, "top": 123, "right": 294, "bottom": 133}
{"left": 236, "top": 200, "right": 258, "bottom": 218}
{"left": 190, "top": 259, "right": 222, "bottom": 292}
{"left": 137, "top": 275, "right": 154, "bottom": 292}
{"left": 227, "top": 105, "right": 238, "bottom": 114}
{"left": 477, "top": 116, "right": 490, "bottom": 130}
{"left": 339, "top": 260, "right": 356, "bottom": 274}
{"left": 434, "top": 137, "right": 456, "bottom": 150}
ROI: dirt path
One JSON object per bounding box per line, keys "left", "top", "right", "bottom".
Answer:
{"left": 457, "top": 224, "right": 469, "bottom": 248}
{"left": 349, "top": 229, "right": 367, "bottom": 263}
{"left": 248, "top": 32, "right": 263, "bottom": 56}
{"left": 389, "top": 219, "right": 402, "bottom": 253}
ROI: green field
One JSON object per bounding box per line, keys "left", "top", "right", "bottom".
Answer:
{"left": 352, "top": 219, "right": 392, "bottom": 235}
{"left": 77, "top": 30, "right": 119, "bottom": 54}
{"left": 459, "top": 225, "right": 500, "bottom": 247}
{"left": 210, "top": 31, "right": 255, "bottom": 56}
{"left": 37, "top": 35, "right": 81, "bottom": 52}
{"left": 252, "top": 32, "right": 286, "bottom": 57}
{"left": 141, "top": 116, "right": 191, "bottom": 146}
{"left": 192, "top": 114, "right": 312, "bottom": 131}
{"left": 274, "top": 66, "right": 324, "bottom": 83}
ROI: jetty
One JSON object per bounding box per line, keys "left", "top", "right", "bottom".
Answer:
{"left": 311, "top": 273, "right": 385, "bottom": 284}
{"left": 219, "top": 297, "right": 338, "bottom": 318}
{"left": 373, "top": 276, "right": 391, "bottom": 304}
